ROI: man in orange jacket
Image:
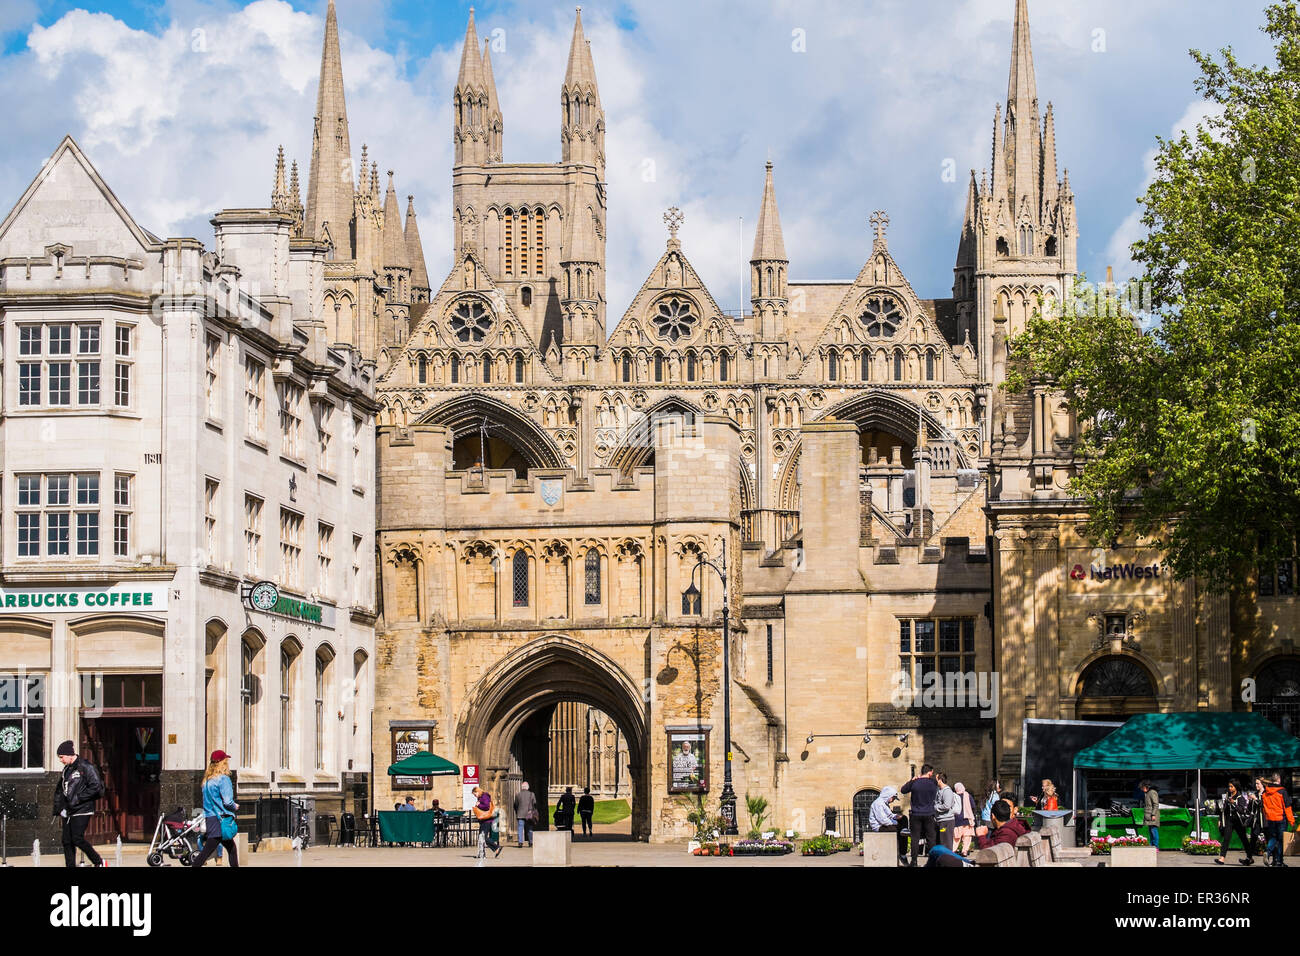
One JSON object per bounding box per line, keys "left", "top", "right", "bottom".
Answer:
{"left": 1260, "top": 774, "right": 1295, "bottom": 867}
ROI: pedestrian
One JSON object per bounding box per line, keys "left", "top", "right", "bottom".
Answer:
{"left": 398, "top": 796, "right": 417, "bottom": 811}
{"left": 1140, "top": 780, "right": 1160, "bottom": 849}
{"left": 191, "top": 750, "right": 240, "bottom": 868}
{"left": 577, "top": 787, "right": 595, "bottom": 836}
{"left": 1030, "top": 779, "right": 1059, "bottom": 811}
{"left": 868, "top": 786, "right": 909, "bottom": 866}
{"left": 1216, "top": 779, "right": 1254, "bottom": 866}
{"left": 557, "top": 786, "right": 576, "bottom": 831}
{"left": 1260, "top": 773, "right": 1294, "bottom": 867}
{"left": 975, "top": 801, "right": 1022, "bottom": 849}
{"left": 981, "top": 779, "right": 1001, "bottom": 825}
{"left": 54, "top": 740, "right": 105, "bottom": 868}
{"left": 900, "top": 764, "right": 939, "bottom": 866}
{"left": 952, "top": 782, "right": 977, "bottom": 855}
{"left": 512, "top": 781, "right": 538, "bottom": 847}
{"left": 934, "top": 772, "right": 958, "bottom": 851}
{"left": 471, "top": 785, "right": 502, "bottom": 858}
{"left": 1249, "top": 777, "right": 1266, "bottom": 857}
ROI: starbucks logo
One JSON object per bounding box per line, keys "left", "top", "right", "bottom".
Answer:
{"left": 0, "top": 725, "right": 22, "bottom": 754}
{"left": 249, "top": 581, "right": 280, "bottom": 612}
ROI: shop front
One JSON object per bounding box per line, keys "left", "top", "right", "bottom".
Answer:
{"left": 0, "top": 583, "right": 169, "bottom": 847}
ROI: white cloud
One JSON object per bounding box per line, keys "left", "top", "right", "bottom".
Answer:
{"left": 0, "top": 0, "right": 1267, "bottom": 332}
{"left": 1103, "top": 99, "right": 1225, "bottom": 280}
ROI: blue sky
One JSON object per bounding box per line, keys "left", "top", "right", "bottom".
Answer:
{"left": 0, "top": 1, "right": 1279, "bottom": 319}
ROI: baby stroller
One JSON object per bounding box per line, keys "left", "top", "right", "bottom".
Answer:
{"left": 147, "top": 806, "right": 204, "bottom": 867}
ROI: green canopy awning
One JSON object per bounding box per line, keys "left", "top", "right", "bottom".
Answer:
{"left": 1073, "top": 713, "right": 1300, "bottom": 771}
{"left": 387, "top": 751, "right": 460, "bottom": 776}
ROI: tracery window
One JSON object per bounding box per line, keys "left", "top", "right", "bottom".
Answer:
{"left": 512, "top": 550, "right": 530, "bottom": 607}
{"left": 652, "top": 296, "right": 697, "bottom": 343}
{"left": 584, "top": 549, "right": 601, "bottom": 605}
{"left": 450, "top": 299, "right": 493, "bottom": 343}
{"left": 859, "top": 294, "right": 903, "bottom": 338}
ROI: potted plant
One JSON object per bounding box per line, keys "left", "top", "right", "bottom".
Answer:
{"left": 1181, "top": 836, "right": 1221, "bottom": 856}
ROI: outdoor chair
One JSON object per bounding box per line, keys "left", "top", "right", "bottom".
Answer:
{"left": 1015, "top": 831, "right": 1047, "bottom": 867}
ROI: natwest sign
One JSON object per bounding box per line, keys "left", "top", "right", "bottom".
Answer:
{"left": 1070, "top": 561, "right": 1162, "bottom": 582}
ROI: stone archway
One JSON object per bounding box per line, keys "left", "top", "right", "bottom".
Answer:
{"left": 455, "top": 635, "right": 650, "bottom": 840}
{"left": 418, "top": 393, "right": 566, "bottom": 475}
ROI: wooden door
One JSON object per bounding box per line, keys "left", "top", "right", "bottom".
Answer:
{"left": 79, "top": 719, "right": 124, "bottom": 844}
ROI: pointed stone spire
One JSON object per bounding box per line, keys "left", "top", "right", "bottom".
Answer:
{"left": 990, "top": 103, "right": 1007, "bottom": 210}
{"left": 561, "top": 7, "right": 604, "bottom": 169}
{"left": 482, "top": 38, "right": 503, "bottom": 163}
{"left": 750, "top": 162, "right": 789, "bottom": 342}
{"left": 405, "top": 195, "right": 430, "bottom": 295}
{"left": 383, "top": 171, "right": 409, "bottom": 270}
{"left": 272, "top": 145, "right": 289, "bottom": 210}
{"left": 1004, "top": 0, "right": 1040, "bottom": 221}
{"left": 956, "top": 170, "right": 978, "bottom": 269}
{"left": 288, "top": 159, "right": 304, "bottom": 236}
{"left": 1041, "top": 102, "right": 1059, "bottom": 216}
{"left": 751, "top": 161, "right": 788, "bottom": 262}
{"left": 454, "top": 9, "right": 490, "bottom": 166}
{"left": 303, "top": 0, "right": 354, "bottom": 256}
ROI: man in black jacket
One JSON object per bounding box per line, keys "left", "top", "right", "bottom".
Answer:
{"left": 901, "top": 764, "right": 939, "bottom": 867}
{"left": 53, "top": 740, "right": 105, "bottom": 867}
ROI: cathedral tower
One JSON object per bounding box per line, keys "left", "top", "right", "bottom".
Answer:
{"left": 749, "top": 161, "right": 789, "bottom": 347}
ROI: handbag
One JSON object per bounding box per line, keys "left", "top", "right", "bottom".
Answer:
{"left": 220, "top": 814, "right": 238, "bottom": 841}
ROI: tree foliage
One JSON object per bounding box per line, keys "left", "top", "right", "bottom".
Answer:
{"left": 1007, "top": 2, "right": 1300, "bottom": 591}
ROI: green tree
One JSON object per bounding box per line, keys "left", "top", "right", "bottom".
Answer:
{"left": 1008, "top": 2, "right": 1300, "bottom": 590}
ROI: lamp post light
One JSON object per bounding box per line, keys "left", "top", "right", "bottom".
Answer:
{"left": 682, "top": 539, "right": 737, "bottom": 835}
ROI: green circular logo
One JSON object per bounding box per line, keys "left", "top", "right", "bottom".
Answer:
{"left": 249, "top": 581, "right": 279, "bottom": 613}
{"left": 0, "top": 725, "right": 23, "bottom": 754}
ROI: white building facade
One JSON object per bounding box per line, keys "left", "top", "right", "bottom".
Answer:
{"left": 0, "top": 137, "right": 378, "bottom": 846}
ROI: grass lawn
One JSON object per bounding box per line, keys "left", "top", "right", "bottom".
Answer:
{"left": 551, "top": 799, "right": 630, "bottom": 825}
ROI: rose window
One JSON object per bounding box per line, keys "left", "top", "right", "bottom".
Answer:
{"left": 859, "top": 294, "right": 903, "bottom": 338}
{"left": 652, "top": 296, "right": 697, "bottom": 343}
{"left": 450, "top": 299, "right": 493, "bottom": 343}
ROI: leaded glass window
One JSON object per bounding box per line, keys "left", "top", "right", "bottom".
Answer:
{"left": 859, "top": 294, "right": 903, "bottom": 338}
{"left": 450, "top": 300, "right": 493, "bottom": 343}
{"left": 584, "top": 549, "right": 601, "bottom": 605}
{"left": 652, "top": 296, "right": 697, "bottom": 343}
{"left": 512, "top": 550, "right": 529, "bottom": 607}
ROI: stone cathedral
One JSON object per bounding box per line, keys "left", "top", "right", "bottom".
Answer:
{"left": 286, "top": 1, "right": 1297, "bottom": 839}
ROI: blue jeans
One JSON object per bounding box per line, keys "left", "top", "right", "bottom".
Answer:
{"left": 516, "top": 818, "right": 534, "bottom": 844}
{"left": 1264, "top": 821, "right": 1284, "bottom": 864}
{"left": 1149, "top": 826, "right": 1159, "bottom": 848}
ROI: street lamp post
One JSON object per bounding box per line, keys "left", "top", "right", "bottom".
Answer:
{"left": 682, "top": 539, "right": 737, "bottom": 835}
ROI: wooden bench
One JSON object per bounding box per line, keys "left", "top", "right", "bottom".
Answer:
{"left": 973, "top": 842, "right": 1017, "bottom": 867}
{"left": 1015, "top": 831, "right": 1047, "bottom": 867}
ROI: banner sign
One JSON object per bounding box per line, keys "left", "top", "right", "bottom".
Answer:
{"left": 0, "top": 584, "right": 169, "bottom": 614}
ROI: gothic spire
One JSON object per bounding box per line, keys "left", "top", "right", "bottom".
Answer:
{"left": 303, "top": 0, "right": 354, "bottom": 256}
{"left": 481, "top": 38, "right": 502, "bottom": 163}
{"left": 382, "top": 171, "right": 409, "bottom": 270}
{"left": 271, "top": 145, "right": 289, "bottom": 211}
{"left": 404, "top": 195, "right": 430, "bottom": 293}
{"left": 454, "top": 9, "right": 489, "bottom": 165}
{"left": 1004, "top": 0, "right": 1040, "bottom": 220}
{"left": 457, "top": 8, "right": 485, "bottom": 91}
{"left": 1041, "top": 102, "right": 1059, "bottom": 216}
{"left": 750, "top": 161, "right": 788, "bottom": 263}
{"left": 563, "top": 7, "right": 600, "bottom": 101}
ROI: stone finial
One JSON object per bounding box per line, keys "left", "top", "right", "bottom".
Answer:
{"left": 870, "top": 210, "right": 889, "bottom": 250}
{"left": 663, "top": 206, "right": 684, "bottom": 242}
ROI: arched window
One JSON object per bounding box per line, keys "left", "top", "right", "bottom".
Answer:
{"left": 512, "top": 550, "right": 529, "bottom": 607}
{"left": 417, "top": 355, "right": 427, "bottom": 384}
{"left": 584, "top": 549, "right": 601, "bottom": 605}
{"left": 828, "top": 351, "right": 839, "bottom": 382}
{"left": 1019, "top": 225, "right": 1033, "bottom": 256}
{"left": 925, "top": 351, "right": 936, "bottom": 380}
{"left": 654, "top": 354, "right": 664, "bottom": 382}
{"left": 482, "top": 354, "right": 492, "bottom": 384}
{"left": 515, "top": 354, "right": 525, "bottom": 383}
{"left": 1077, "top": 656, "right": 1158, "bottom": 720}
{"left": 521, "top": 286, "right": 533, "bottom": 308}
{"left": 861, "top": 351, "right": 871, "bottom": 381}
{"left": 279, "top": 639, "right": 301, "bottom": 769}
{"left": 894, "top": 351, "right": 904, "bottom": 381}
{"left": 719, "top": 351, "right": 729, "bottom": 382}
{"left": 240, "top": 632, "right": 263, "bottom": 767}
{"left": 687, "top": 353, "right": 697, "bottom": 382}
{"left": 450, "top": 354, "right": 459, "bottom": 384}
{"left": 314, "top": 647, "right": 333, "bottom": 771}
{"left": 622, "top": 354, "right": 632, "bottom": 383}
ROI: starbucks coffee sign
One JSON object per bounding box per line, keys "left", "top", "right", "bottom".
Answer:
{"left": 0, "top": 725, "right": 22, "bottom": 753}
{"left": 242, "top": 580, "right": 334, "bottom": 629}
{"left": 0, "top": 584, "right": 169, "bottom": 614}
